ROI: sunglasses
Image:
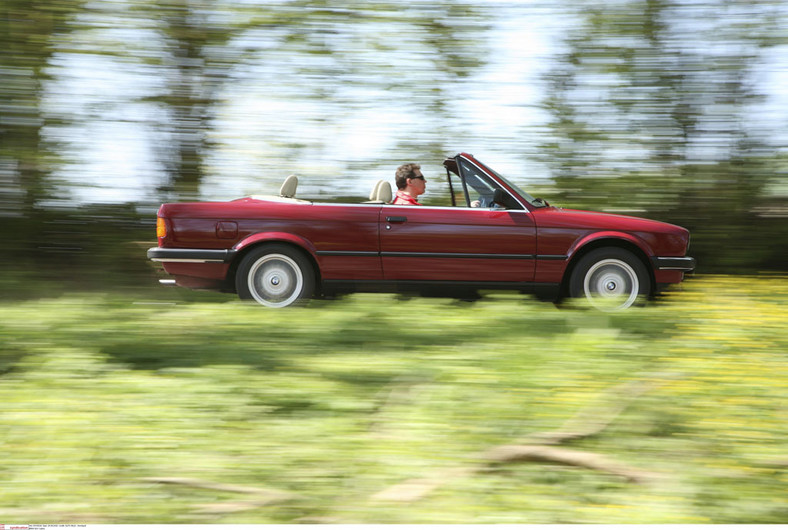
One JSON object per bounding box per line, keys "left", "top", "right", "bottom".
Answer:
{"left": 409, "top": 175, "right": 425, "bottom": 181}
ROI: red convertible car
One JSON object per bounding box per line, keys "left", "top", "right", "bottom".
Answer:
{"left": 148, "top": 153, "right": 695, "bottom": 310}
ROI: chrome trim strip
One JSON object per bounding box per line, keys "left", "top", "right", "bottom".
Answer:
{"left": 652, "top": 256, "right": 696, "bottom": 271}
{"left": 150, "top": 258, "right": 227, "bottom": 263}
{"left": 384, "top": 252, "right": 534, "bottom": 259}
{"left": 147, "top": 247, "right": 236, "bottom": 263}
{"left": 150, "top": 246, "right": 567, "bottom": 263}
{"left": 245, "top": 199, "right": 532, "bottom": 213}
{"left": 318, "top": 251, "right": 568, "bottom": 260}
{"left": 378, "top": 204, "right": 530, "bottom": 213}
{"left": 316, "top": 251, "right": 379, "bottom": 257}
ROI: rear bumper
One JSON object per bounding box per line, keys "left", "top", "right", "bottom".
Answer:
{"left": 147, "top": 247, "right": 237, "bottom": 263}
{"left": 651, "top": 256, "right": 696, "bottom": 272}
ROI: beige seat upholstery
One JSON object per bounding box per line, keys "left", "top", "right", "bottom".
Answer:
{"left": 280, "top": 175, "right": 298, "bottom": 198}
{"left": 368, "top": 180, "right": 384, "bottom": 201}
{"left": 364, "top": 180, "right": 393, "bottom": 204}
{"left": 376, "top": 181, "right": 392, "bottom": 203}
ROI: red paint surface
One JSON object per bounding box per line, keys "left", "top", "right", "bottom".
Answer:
{"left": 153, "top": 155, "right": 693, "bottom": 292}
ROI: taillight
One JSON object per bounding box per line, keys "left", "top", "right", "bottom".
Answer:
{"left": 156, "top": 217, "right": 167, "bottom": 238}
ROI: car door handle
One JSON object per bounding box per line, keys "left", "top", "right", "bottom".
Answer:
{"left": 386, "top": 216, "right": 407, "bottom": 223}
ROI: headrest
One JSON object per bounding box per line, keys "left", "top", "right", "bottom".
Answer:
{"left": 279, "top": 175, "right": 298, "bottom": 198}
{"left": 377, "top": 181, "right": 392, "bottom": 203}
{"left": 369, "top": 180, "right": 384, "bottom": 201}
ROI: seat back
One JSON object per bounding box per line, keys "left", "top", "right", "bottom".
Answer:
{"left": 363, "top": 180, "right": 393, "bottom": 204}
{"left": 368, "top": 180, "right": 384, "bottom": 201}
{"left": 280, "top": 175, "right": 298, "bottom": 198}
{"left": 376, "top": 181, "right": 392, "bottom": 203}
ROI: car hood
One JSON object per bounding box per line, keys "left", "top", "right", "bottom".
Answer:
{"left": 529, "top": 207, "right": 691, "bottom": 257}
{"left": 531, "top": 206, "right": 687, "bottom": 234}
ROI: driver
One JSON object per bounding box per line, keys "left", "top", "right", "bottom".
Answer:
{"left": 393, "top": 163, "right": 426, "bottom": 205}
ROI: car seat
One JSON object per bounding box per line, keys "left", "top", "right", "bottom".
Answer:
{"left": 364, "top": 180, "right": 392, "bottom": 204}
{"left": 280, "top": 175, "right": 298, "bottom": 198}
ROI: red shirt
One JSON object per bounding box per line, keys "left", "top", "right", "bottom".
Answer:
{"left": 393, "top": 190, "right": 421, "bottom": 206}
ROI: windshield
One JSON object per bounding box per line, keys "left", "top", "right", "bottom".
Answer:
{"left": 471, "top": 158, "right": 547, "bottom": 208}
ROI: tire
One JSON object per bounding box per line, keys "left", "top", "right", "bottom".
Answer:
{"left": 568, "top": 248, "right": 650, "bottom": 311}
{"left": 235, "top": 244, "right": 315, "bottom": 307}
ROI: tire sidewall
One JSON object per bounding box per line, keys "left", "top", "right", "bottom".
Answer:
{"left": 569, "top": 247, "right": 651, "bottom": 310}
{"left": 235, "top": 244, "right": 315, "bottom": 307}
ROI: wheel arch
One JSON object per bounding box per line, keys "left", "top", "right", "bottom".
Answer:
{"left": 227, "top": 233, "right": 321, "bottom": 293}
{"left": 560, "top": 237, "right": 655, "bottom": 298}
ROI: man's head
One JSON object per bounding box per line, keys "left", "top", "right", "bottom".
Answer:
{"left": 395, "top": 163, "right": 426, "bottom": 196}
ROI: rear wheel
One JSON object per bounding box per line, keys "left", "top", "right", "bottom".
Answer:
{"left": 235, "top": 244, "right": 315, "bottom": 307}
{"left": 569, "top": 248, "right": 650, "bottom": 311}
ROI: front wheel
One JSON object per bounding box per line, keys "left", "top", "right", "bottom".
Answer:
{"left": 568, "top": 248, "right": 650, "bottom": 311}
{"left": 235, "top": 245, "right": 315, "bottom": 307}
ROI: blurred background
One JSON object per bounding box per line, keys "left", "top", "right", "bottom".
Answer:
{"left": 1, "top": 1, "right": 787, "bottom": 524}
{"left": 1, "top": 0, "right": 786, "bottom": 295}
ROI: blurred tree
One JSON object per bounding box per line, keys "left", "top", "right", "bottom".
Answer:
{"left": 133, "top": 0, "right": 491, "bottom": 201}
{"left": 540, "top": 0, "right": 788, "bottom": 271}
{"left": 0, "top": 0, "right": 87, "bottom": 217}
{"left": 239, "top": 0, "right": 492, "bottom": 189}
{"left": 138, "top": 0, "right": 245, "bottom": 201}
{"left": 389, "top": 2, "right": 492, "bottom": 169}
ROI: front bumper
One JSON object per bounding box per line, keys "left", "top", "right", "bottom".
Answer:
{"left": 147, "top": 247, "right": 237, "bottom": 263}
{"left": 651, "top": 256, "right": 696, "bottom": 272}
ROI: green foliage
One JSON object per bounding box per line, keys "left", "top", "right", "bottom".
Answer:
{"left": 0, "top": 275, "right": 785, "bottom": 522}
{"left": 0, "top": 202, "right": 157, "bottom": 300}
{"left": 540, "top": 0, "right": 788, "bottom": 273}
{"left": 0, "top": 0, "right": 784, "bottom": 287}
{"left": 0, "top": 0, "right": 89, "bottom": 215}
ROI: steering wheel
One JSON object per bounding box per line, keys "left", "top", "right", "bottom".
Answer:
{"left": 471, "top": 195, "right": 493, "bottom": 208}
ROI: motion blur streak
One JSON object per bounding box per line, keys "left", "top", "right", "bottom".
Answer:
{"left": 0, "top": 1, "right": 785, "bottom": 290}
{"left": 0, "top": 1, "right": 786, "bottom": 523}
{"left": 0, "top": 277, "right": 786, "bottom": 522}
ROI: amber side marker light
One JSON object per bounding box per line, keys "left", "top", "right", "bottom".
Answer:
{"left": 156, "top": 217, "right": 167, "bottom": 238}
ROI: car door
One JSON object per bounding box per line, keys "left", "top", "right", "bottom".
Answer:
{"left": 379, "top": 204, "right": 536, "bottom": 282}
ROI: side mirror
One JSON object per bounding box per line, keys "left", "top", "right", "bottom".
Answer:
{"left": 492, "top": 188, "right": 518, "bottom": 209}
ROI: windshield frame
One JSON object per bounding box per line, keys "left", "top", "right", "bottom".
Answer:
{"left": 465, "top": 155, "right": 546, "bottom": 209}
{"left": 450, "top": 154, "right": 546, "bottom": 210}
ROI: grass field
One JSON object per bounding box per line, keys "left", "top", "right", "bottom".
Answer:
{"left": 1, "top": 275, "right": 786, "bottom": 523}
